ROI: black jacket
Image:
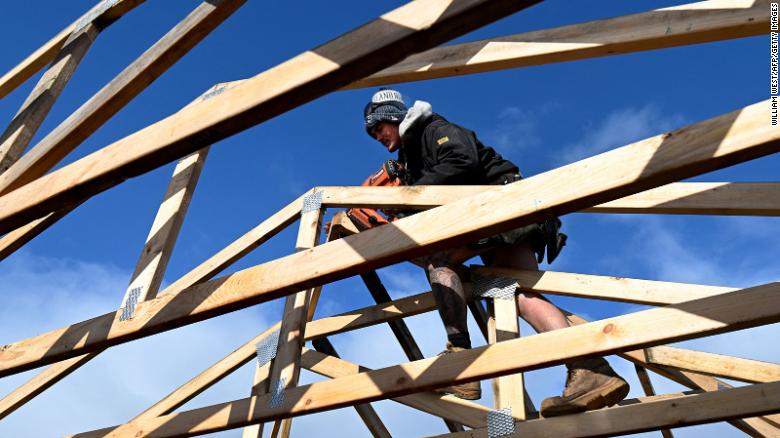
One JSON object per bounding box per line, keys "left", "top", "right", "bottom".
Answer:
{"left": 398, "top": 114, "right": 519, "bottom": 185}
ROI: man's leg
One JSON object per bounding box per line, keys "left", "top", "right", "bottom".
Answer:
{"left": 482, "top": 243, "right": 629, "bottom": 417}
{"left": 481, "top": 244, "right": 569, "bottom": 332}
{"left": 426, "top": 252, "right": 472, "bottom": 349}
{"left": 423, "top": 247, "right": 483, "bottom": 400}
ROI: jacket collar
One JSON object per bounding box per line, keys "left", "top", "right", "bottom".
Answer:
{"left": 399, "top": 100, "right": 433, "bottom": 137}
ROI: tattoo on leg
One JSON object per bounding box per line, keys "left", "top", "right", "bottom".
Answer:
{"left": 429, "top": 266, "right": 470, "bottom": 347}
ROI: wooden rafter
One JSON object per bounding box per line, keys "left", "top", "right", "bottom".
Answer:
{"left": 317, "top": 182, "right": 780, "bottom": 216}
{"left": 0, "top": 0, "right": 247, "bottom": 195}
{"left": 6, "top": 179, "right": 774, "bottom": 263}
{"left": 0, "top": 99, "right": 776, "bottom": 377}
{"left": 114, "top": 278, "right": 776, "bottom": 435}
{"left": 0, "top": 148, "right": 206, "bottom": 419}
{"left": 348, "top": 0, "right": 769, "bottom": 88}
{"left": 565, "top": 314, "right": 780, "bottom": 435}
{"left": 131, "top": 313, "right": 490, "bottom": 429}
{"left": 68, "top": 280, "right": 780, "bottom": 437}
{"left": 190, "top": 1, "right": 770, "bottom": 98}
{"left": 633, "top": 365, "right": 674, "bottom": 438}
{"left": 0, "top": 23, "right": 97, "bottom": 174}
{"left": 259, "top": 206, "right": 323, "bottom": 437}
{"left": 471, "top": 267, "right": 735, "bottom": 305}
{"left": 426, "top": 382, "right": 780, "bottom": 438}
{"left": 307, "top": 340, "right": 393, "bottom": 438}
{"left": 0, "top": 0, "right": 145, "bottom": 100}
{"left": 1, "top": 1, "right": 775, "bottom": 435}
{"left": 0, "top": 0, "right": 542, "bottom": 234}
{"left": 486, "top": 297, "right": 526, "bottom": 419}
{"left": 644, "top": 346, "right": 780, "bottom": 384}
{"left": 331, "top": 210, "right": 464, "bottom": 433}
{"left": 0, "top": 1, "right": 247, "bottom": 263}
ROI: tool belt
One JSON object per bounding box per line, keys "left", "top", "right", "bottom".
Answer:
{"left": 472, "top": 173, "right": 568, "bottom": 264}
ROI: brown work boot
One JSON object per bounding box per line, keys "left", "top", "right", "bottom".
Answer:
{"left": 540, "top": 357, "right": 629, "bottom": 417}
{"left": 433, "top": 342, "right": 481, "bottom": 400}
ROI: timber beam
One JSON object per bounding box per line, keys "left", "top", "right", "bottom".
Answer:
{"left": 0, "top": 0, "right": 145, "bottom": 100}
{"left": 191, "top": 1, "right": 770, "bottom": 99}
{"left": 307, "top": 339, "right": 392, "bottom": 438}
{"left": 67, "top": 280, "right": 780, "bottom": 437}
{"left": 564, "top": 314, "right": 780, "bottom": 436}
{"left": 471, "top": 267, "right": 735, "bottom": 306}
{"left": 0, "top": 0, "right": 542, "bottom": 234}
{"left": 644, "top": 346, "right": 780, "bottom": 384}
{"left": 1, "top": 99, "right": 777, "bottom": 376}
{"left": 0, "top": 148, "right": 207, "bottom": 419}
{"left": 425, "top": 383, "right": 780, "bottom": 438}
{"left": 632, "top": 365, "right": 675, "bottom": 438}
{"left": 0, "top": 0, "right": 248, "bottom": 195}
{"left": 348, "top": 0, "right": 769, "bottom": 88}
{"left": 130, "top": 281, "right": 777, "bottom": 435}
{"left": 0, "top": 23, "right": 97, "bottom": 174}
{"left": 317, "top": 182, "right": 780, "bottom": 216}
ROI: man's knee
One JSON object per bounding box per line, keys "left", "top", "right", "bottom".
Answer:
{"left": 515, "top": 289, "right": 553, "bottom": 313}
{"left": 428, "top": 265, "right": 459, "bottom": 285}
{"left": 424, "top": 250, "right": 459, "bottom": 276}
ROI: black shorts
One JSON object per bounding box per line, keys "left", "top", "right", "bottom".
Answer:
{"left": 467, "top": 222, "right": 545, "bottom": 252}
{"left": 467, "top": 173, "right": 561, "bottom": 258}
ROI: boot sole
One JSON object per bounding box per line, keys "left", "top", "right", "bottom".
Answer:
{"left": 435, "top": 387, "right": 482, "bottom": 401}
{"left": 542, "top": 377, "right": 629, "bottom": 417}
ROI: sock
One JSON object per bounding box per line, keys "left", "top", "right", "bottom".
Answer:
{"left": 448, "top": 332, "right": 472, "bottom": 349}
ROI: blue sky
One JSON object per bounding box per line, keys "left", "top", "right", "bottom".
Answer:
{"left": 0, "top": 0, "right": 777, "bottom": 436}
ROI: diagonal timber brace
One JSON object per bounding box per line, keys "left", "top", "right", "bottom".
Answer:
{"left": 68, "top": 280, "right": 780, "bottom": 436}
{"left": 0, "top": 99, "right": 777, "bottom": 377}
{"left": 0, "top": 0, "right": 542, "bottom": 234}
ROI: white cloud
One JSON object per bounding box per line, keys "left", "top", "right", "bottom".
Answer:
{"left": 579, "top": 214, "right": 779, "bottom": 436}
{"left": 628, "top": 217, "right": 722, "bottom": 285}
{"left": 378, "top": 263, "right": 430, "bottom": 296}
{"left": 597, "top": 214, "right": 778, "bottom": 288}
{"left": 0, "top": 251, "right": 271, "bottom": 437}
{"left": 560, "top": 104, "right": 687, "bottom": 165}
{"left": 1, "top": 245, "right": 774, "bottom": 437}
{"left": 486, "top": 102, "right": 561, "bottom": 153}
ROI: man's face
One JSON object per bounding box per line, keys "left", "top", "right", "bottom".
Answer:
{"left": 371, "top": 122, "right": 401, "bottom": 153}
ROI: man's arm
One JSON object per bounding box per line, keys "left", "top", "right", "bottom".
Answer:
{"left": 416, "top": 124, "right": 480, "bottom": 185}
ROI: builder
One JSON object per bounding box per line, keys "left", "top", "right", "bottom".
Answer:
{"left": 362, "top": 88, "right": 629, "bottom": 417}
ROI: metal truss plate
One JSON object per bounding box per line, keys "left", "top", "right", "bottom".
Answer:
{"left": 119, "top": 286, "right": 142, "bottom": 321}
{"left": 487, "top": 407, "right": 515, "bottom": 438}
{"left": 201, "top": 86, "right": 226, "bottom": 101}
{"left": 301, "top": 191, "right": 323, "bottom": 213}
{"left": 269, "top": 376, "right": 287, "bottom": 408}
{"left": 75, "top": 0, "right": 120, "bottom": 33}
{"left": 256, "top": 329, "right": 281, "bottom": 366}
{"left": 473, "top": 274, "right": 517, "bottom": 300}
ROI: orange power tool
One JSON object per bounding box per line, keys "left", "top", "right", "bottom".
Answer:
{"left": 346, "top": 160, "right": 407, "bottom": 231}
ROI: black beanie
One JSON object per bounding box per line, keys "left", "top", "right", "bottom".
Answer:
{"left": 363, "top": 89, "right": 407, "bottom": 136}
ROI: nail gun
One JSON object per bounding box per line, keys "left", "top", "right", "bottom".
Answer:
{"left": 346, "top": 159, "right": 408, "bottom": 231}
